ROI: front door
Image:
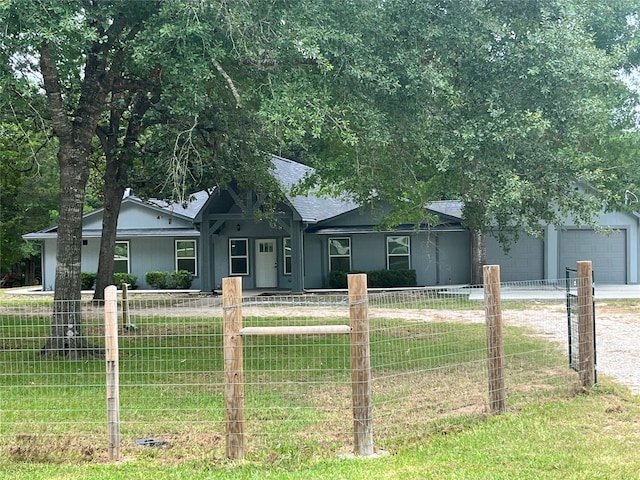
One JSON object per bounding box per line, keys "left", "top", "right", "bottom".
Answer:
{"left": 255, "top": 239, "right": 277, "bottom": 288}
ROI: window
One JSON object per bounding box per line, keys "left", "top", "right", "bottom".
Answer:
{"left": 229, "top": 238, "right": 249, "bottom": 275}
{"left": 387, "top": 236, "right": 410, "bottom": 270}
{"left": 114, "top": 241, "right": 130, "bottom": 273}
{"left": 329, "top": 237, "right": 351, "bottom": 271}
{"left": 176, "top": 240, "right": 197, "bottom": 275}
{"left": 284, "top": 238, "right": 292, "bottom": 275}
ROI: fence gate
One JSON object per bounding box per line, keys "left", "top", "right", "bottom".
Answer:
{"left": 565, "top": 266, "right": 597, "bottom": 383}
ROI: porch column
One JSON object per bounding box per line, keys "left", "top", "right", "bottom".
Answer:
{"left": 290, "top": 221, "right": 305, "bottom": 293}
{"left": 200, "top": 218, "right": 212, "bottom": 292}
{"left": 544, "top": 224, "right": 558, "bottom": 280}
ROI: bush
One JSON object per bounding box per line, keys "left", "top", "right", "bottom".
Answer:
{"left": 145, "top": 271, "right": 168, "bottom": 289}
{"left": 368, "top": 269, "right": 416, "bottom": 288}
{"left": 114, "top": 273, "right": 137, "bottom": 289}
{"left": 329, "top": 270, "right": 348, "bottom": 289}
{"left": 145, "top": 270, "right": 193, "bottom": 289}
{"left": 329, "top": 269, "right": 416, "bottom": 289}
{"left": 81, "top": 272, "right": 96, "bottom": 290}
{"left": 170, "top": 270, "right": 193, "bottom": 289}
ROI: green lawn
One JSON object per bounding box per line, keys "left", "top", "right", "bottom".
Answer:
{"left": 2, "top": 296, "right": 636, "bottom": 478}
{"left": 0, "top": 381, "right": 638, "bottom": 479}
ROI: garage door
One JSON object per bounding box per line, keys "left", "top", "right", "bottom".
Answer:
{"left": 559, "top": 229, "right": 626, "bottom": 284}
{"left": 487, "top": 234, "right": 544, "bottom": 282}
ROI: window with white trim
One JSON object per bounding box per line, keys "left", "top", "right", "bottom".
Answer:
{"left": 284, "top": 237, "right": 292, "bottom": 275}
{"left": 329, "top": 237, "right": 351, "bottom": 271}
{"left": 387, "top": 235, "right": 410, "bottom": 270}
{"left": 176, "top": 240, "right": 197, "bottom": 275}
{"left": 114, "top": 241, "right": 130, "bottom": 273}
{"left": 229, "top": 238, "right": 249, "bottom": 275}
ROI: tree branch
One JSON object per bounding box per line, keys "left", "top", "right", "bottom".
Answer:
{"left": 212, "top": 58, "right": 242, "bottom": 108}
{"left": 39, "top": 41, "right": 72, "bottom": 144}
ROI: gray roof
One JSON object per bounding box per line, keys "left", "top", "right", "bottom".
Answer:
{"left": 23, "top": 156, "right": 462, "bottom": 241}
{"left": 271, "top": 155, "right": 358, "bottom": 223}
{"left": 142, "top": 189, "right": 212, "bottom": 220}
{"left": 428, "top": 200, "right": 463, "bottom": 220}
{"left": 23, "top": 228, "right": 200, "bottom": 240}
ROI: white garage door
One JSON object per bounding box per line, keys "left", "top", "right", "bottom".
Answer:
{"left": 559, "top": 229, "right": 626, "bottom": 284}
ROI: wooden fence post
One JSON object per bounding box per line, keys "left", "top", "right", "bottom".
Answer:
{"left": 577, "top": 261, "right": 595, "bottom": 388}
{"left": 348, "top": 273, "right": 374, "bottom": 456}
{"left": 223, "top": 277, "right": 245, "bottom": 460}
{"left": 483, "top": 265, "right": 506, "bottom": 414}
{"left": 104, "top": 285, "right": 121, "bottom": 461}
{"left": 121, "top": 282, "right": 129, "bottom": 329}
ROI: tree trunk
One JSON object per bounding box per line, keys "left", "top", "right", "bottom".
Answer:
{"left": 93, "top": 178, "right": 126, "bottom": 302}
{"left": 93, "top": 90, "right": 153, "bottom": 301}
{"left": 471, "top": 229, "right": 487, "bottom": 285}
{"left": 41, "top": 149, "right": 97, "bottom": 357}
{"left": 39, "top": 38, "right": 114, "bottom": 357}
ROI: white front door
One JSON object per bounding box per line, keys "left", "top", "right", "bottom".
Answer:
{"left": 255, "top": 239, "right": 277, "bottom": 288}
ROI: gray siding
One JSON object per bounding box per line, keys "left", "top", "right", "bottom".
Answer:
{"left": 303, "top": 230, "right": 470, "bottom": 288}
{"left": 41, "top": 236, "right": 202, "bottom": 291}
{"left": 41, "top": 239, "right": 57, "bottom": 291}
{"left": 303, "top": 234, "right": 325, "bottom": 288}
{"left": 434, "top": 231, "right": 471, "bottom": 285}
{"left": 207, "top": 218, "right": 293, "bottom": 291}
{"left": 84, "top": 201, "right": 194, "bottom": 230}
{"left": 411, "top": 234, "right": 437, "bottom": 285}
{"left": 127, "top": 236, "right": 201, "bottom": 290}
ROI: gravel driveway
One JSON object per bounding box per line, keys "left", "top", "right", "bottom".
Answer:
{"left": 592, "top": 306, "right": 640, "bottom": 394}
{"left": 239, "top": 297, "right": 640, "bottom": 395}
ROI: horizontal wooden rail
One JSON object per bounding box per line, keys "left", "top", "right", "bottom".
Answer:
{"left": 239, "top": 325, "right": 351, "bottom": 336}
{"left": 223, "top": 273, "right": 373, "bottom": 460}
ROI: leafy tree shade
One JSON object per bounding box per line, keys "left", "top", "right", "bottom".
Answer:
{"left": 268, "top": 0, "right": 640, "bottom": 283}
{"left": 2, "top": 1, "right": 168, "bottom": 355}
{"left": 89, "top": 1, "right": 293, "bottom": 301}
{"left": 0, "top": 83, "right": 58, "bottom": 278}
{"left": 0, "top": 1, "right": 350, "bottom": 336}
{"left": 2, "top": 0, "right": 638, "bottom": 330}
{"left": 431, "top": 1, "right": 640, "bottom": 282}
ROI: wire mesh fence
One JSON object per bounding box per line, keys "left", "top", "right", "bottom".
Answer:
{"left": 0, "top": 277, "right": 584, "bottom": 463}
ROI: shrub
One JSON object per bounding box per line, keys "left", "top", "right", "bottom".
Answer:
{"left": 145, "top": 270, "right": 193, "bottom": 289}
{"left": 145, "top": 271, "right": 168, "bottom": 289}
{"left": 329, "top": 269, "right": 416, "bottom": 289}
{"left": 170, "top": 270, "right": 193, "bottom": 289}
{"left": 81, "top": 272, "right": 96, "bottom": 290}
{"left": 368, "top": 269, "right": 416, "bottom": 288}
{"left": 114, "top": 273, "right": 137, "bottom": 289}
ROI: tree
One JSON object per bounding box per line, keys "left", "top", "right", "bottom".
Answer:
{"left": 426, "top": 1, "right": 637, "bottom": 282}
{"left": 270, "top": 1, "right": 640, "bottom": 284}
{"left": 0, "top": 81, "right": 58, "bottom": 280}
{"left": 1, "top": 0, "right": 359, "bottom": 351}
{"left": 90, "top": 1, "right": 291, "bottom": 301}
{"left": 1, "top": 1, "right": 167, "bottom": 355}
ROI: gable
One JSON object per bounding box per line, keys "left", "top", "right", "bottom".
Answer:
{"left": 271, "top": 156, "right": 358, "bottom": 223}
{"left": 308, "top": 202, "right": 464, "bottom": 234}
{"left": 82, "top": 198, "right": 196, "bottom": 230}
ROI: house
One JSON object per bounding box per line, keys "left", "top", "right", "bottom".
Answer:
{"left": 23, "top": 156, "right": 640, "bottom": 291}
{"left": 23, "top": 190, "right": 208, "bottom": 291}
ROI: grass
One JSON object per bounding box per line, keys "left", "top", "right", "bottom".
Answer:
{"left": 0, "top": 382, "right": 639, "bottom": 479}
{"left": 1, "top": 294, "right": 638, "bottom": 478}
